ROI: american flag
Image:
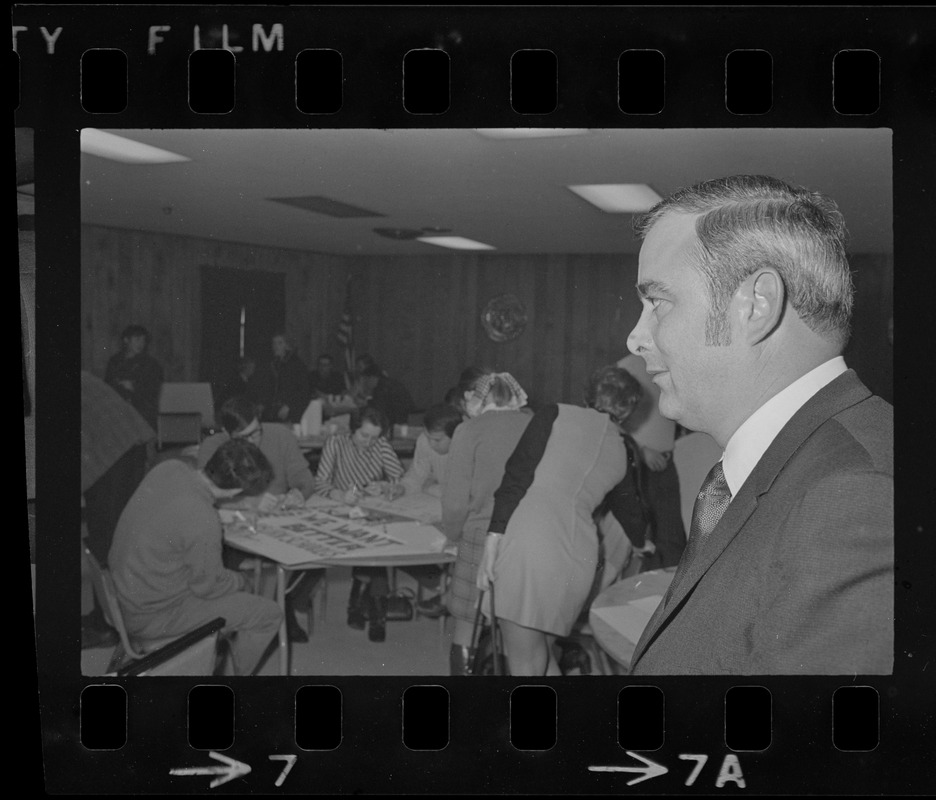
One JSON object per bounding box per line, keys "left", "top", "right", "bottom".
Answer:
{"left": 336, "top": 278, "right": 356, "bottom": 390}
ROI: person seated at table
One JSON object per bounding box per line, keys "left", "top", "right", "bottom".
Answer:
{"left": 198, "top": 395, "right": 318, "bottom": 643}
{"left": 309, "top": 353, "right": 348, "bottom": 399}
{"left": 215, "top": 356, "right": 262, "bottom": 416}
{"left": 263, "top": 333, "right": 311, "bottom": 424}
{"left": 397, "top": 403, "right": 464, "bottom": 618}
{"left": 400, "top": 404, "right": 463, "bottom": 497}
{"left": 478, "top": 365, "right": 647, "bottom": 676}
{"left": 348, "top": 353, "right": 382, "bottom": 406}
{"left": 443, "top": 370, "right": 533, "bottom": 675}
{"left": 444, "top": 385, "right": 465, "bottom": 414}
{"left": 457, "top": 364, "right": 487, "bottom": 388}
{"left": 199, "top": 396, "right": 315, "bottom": 506}
{"left": 357, "top": 364, "right": 416, "bottom": 427}
{"left": 314, "top": 406, "right": 405, "bottom": 642}
{"left": 108, "top": 439, "right": 283, "bottom": 676}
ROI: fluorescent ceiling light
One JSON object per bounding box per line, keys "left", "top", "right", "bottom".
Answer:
{"left": 568, "top": 183, "right": 663, "bottom": 213}
{"left": 417, "top": 236, "right": 496, "bottom": 251}
{"left": 80, "top": 129, "right": 191, "bottom": 164}
{"left": 474, "top": 128, "right": 589, "bottom": 139}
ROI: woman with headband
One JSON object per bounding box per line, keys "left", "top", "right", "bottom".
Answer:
{"left": 478, "top": 365, "right": 649, "bottom": 676}
{"left": 442, "top": 370, "right": 533, "bottom": 675}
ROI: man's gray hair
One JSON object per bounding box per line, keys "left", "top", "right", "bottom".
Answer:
{"left": 635, "top": 175, "right": 854, "bottom": 347}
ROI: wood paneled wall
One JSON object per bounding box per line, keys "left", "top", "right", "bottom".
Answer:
{"left": 845, "top": 253, "right": 894, "bottom": 404}
{"left": 82, "top": 227, "right": 892, "bottom": 411}
{"left": 347, "top": 251, "right": 894, "bottom": 409}
{"left": 345, "top": 253, "right": 642, "bottom": 409}
{"left": 81, "top": 225, "right": 350, "bottom": 381}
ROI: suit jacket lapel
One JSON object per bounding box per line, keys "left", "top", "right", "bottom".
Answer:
{"left": 630, "top": 370, "right": 872, "bottom": 669}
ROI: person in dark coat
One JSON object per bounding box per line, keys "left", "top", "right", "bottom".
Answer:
{"left": 264, "top": 333, "right": 311, "bottom": 424}
{"left": 359, "top": 364, "right": 415, "bottom": 427}
{"left": 108, "top": 439, "right": 282, "bottom": 675}
{"left": 626, "top": 175, "right": 892, "bottom": 675}
{"left": 104, "top": 324, "right": 164, "bottom": 429}
{"left": 309, "top": 353, "right": 347, "bottom": 398}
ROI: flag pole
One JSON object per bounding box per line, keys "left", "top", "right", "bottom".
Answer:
{"left": 337, "top": 275, "right": 356, "bottom": 392}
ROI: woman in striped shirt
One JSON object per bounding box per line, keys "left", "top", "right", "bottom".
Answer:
{"left": 314, "top": 407, "right": 404, "bottom": 642}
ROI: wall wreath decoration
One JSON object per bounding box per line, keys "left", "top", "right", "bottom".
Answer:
{"left": 481, "top": 293, "right": 528, "bottom": 343}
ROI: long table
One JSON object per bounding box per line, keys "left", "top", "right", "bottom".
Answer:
{"left": 222, "top": 493, "right": 454, "bottom": 675}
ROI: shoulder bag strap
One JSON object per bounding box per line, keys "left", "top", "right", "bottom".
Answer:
{"left": 489, "top": 583, "right": 501, "bottom": 676}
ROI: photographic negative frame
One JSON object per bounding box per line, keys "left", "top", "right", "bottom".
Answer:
{"left": 18, "top": 4, "right": 933, "bottom": 795}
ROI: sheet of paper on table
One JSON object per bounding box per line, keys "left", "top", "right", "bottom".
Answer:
{"left": 302, "top": 495, "right": 341, "bottom": 509}
{"left": 358, "top": 491, "right": 442, "bottom": 525}
{"left": 590, "top": 594, "right": 664, "bottom": 645}
{"left": 221, "top": 507, "right": 450, "bottom": 565}
{"left": 326, "top": 504, "right": 415, "bottom": 525}
{"left": 300, "top": 493, "right": 415, "bottom": 525}
{"left": 381, "top": 521, "right": 450, "bottom": 556}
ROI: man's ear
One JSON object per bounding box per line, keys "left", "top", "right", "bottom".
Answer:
{"left": 735, "top": 269, "right": 785, "bottom": 344}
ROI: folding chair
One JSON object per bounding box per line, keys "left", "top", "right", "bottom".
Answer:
{"left": 240, "top": 559, "right": 329, "bottom": 637}
{"left": 114, "top": 618, "right": 226, "bottom": 676}
{"left": 82, "top": 544, "right": 234, "bottom": 674}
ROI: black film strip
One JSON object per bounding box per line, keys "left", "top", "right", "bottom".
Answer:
{"left": 17, "top": 4, "right": 934, "bottom": 795}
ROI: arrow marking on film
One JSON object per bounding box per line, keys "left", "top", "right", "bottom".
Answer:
{"left": 589, "top": 752, "right": 669, "bottom": 786}
{"left": 170, "top": 751, "right": 252, "bottom": 788}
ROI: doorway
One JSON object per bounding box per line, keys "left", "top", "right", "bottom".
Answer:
{"left": 200, "top": 266, "right": 286, "bottom": 410}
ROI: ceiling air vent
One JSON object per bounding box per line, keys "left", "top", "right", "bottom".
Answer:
{"left": 267, "top": 195, "right": 385, "bottom": 218}
{"left": 373, "top": 226, "right": 452, "bottom": 240}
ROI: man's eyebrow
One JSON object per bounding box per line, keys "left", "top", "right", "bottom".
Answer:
{"left": 636, "top": 280, "right": 670, "bottom": 298}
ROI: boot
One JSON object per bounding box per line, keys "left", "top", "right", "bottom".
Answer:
{"left": 416, "top": 594, "right": 447, "bottom": 619}
{"left": 347, "top": 578, "right": 367, "bottom": 630}
{"left": 367, "top": 594, "right": 387, "bottom": 643}
{"left": 556, "top": 638, "right": 591, "bottom": 675}
{"left": 449, "top": 644, "right": 472, "bottom": 676}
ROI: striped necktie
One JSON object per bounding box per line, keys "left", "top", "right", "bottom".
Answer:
{"left": 663, "top": 460, "right": 731, "bottom": 607}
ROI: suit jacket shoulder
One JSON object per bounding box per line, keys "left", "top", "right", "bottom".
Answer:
{"left": 631, "top": 371, "right": 894, "bottom": 675}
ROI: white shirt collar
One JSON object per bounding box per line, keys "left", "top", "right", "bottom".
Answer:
{"left": 721, "top": 357, "right": 848, "bottom": 497}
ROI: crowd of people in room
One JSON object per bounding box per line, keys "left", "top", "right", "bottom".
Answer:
{"left": 215, "top": 335, "right": 417, "bottom": 430}
{"left": 79, "top": 174, "right": 894, "bottom": 677}
{"left": 81, "top": 332, "right": 684, "bottom": 674}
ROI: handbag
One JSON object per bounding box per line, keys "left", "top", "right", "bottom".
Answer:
{"left": 385, "top": 587, "right": 416, "bottom": 622}
{"left": 467, "top": 585, "right": 509, "bottom": 676}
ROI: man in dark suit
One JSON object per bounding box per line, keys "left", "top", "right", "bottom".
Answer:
{"left": 626, "top": 175, "right": 892, "bottom": 675}
{"left": 263, "top": 333, "right": 311, "bottom": 424}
